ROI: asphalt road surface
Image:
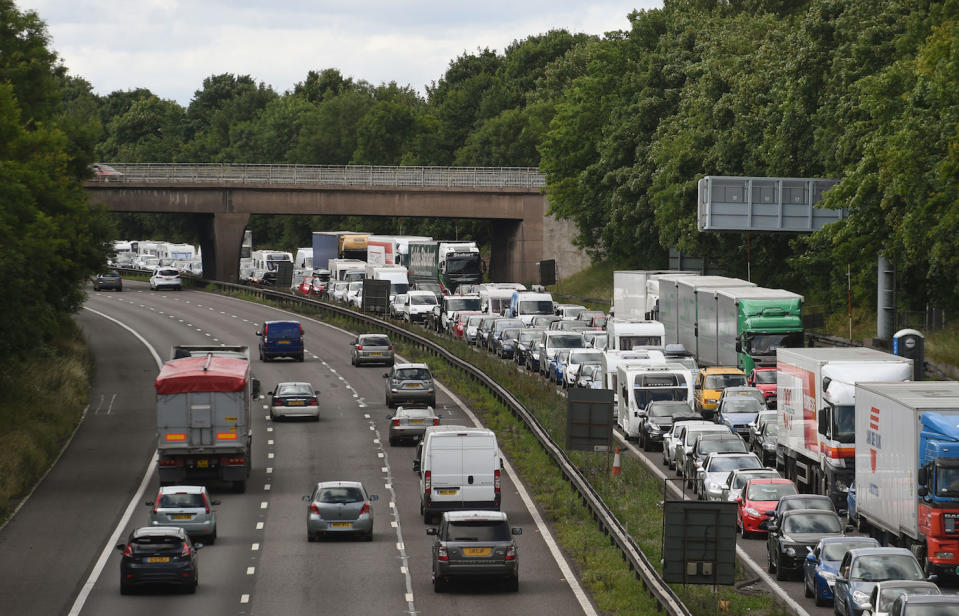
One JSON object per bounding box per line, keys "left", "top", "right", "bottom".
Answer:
{"left": 0, "top": 283, "right": 595, "bottom": 616}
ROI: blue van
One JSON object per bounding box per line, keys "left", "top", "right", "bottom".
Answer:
{"left": 257, "top": 320, "right": 304, "bottom": 362}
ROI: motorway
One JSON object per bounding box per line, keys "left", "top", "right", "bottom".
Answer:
{"left": 0, "top": 283, "right": 595, "bottom": 616}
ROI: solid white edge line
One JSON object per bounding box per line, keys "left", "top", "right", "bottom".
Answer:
{"left": 613, "top": 431, "right": 811, "bottom": 616}
{"left": 208, "top": 294, "right": 598, "bottom": 613}
{"left": 68, "top": 307, "right": 164, "bottom": 616}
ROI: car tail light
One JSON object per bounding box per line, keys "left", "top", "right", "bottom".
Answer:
{"left": 310, "top": 503, "right": 321, "bottom": 515}
{"left": 356, "top": 345, "right": 363, "bottom": 350}
{"left": 308, "top": 398, "right": 318, "bottom": 406}
{"left": 152, "top": 490, "right": 161, "bottom": 513}
{"left": 202, "top": 492, "right": 211, "bottom": 514}
{"left": 392, "top": 419, "right": 400, "bottom": 426}
{"left": 494, "top": 469, "right": 501, "bottom": 494}
{"left": 122, "top": 544, "right": 133, "bottom": 557}
{"left": 180, "top": 542, "right": 191, "bottom": 558}
{"left": 388, "top": 345, "right": 393, "bottom": 350}
{"left": 299, "top": 324, "right": 304, "bottom": 335}
{"left": 432, "top": 418, "right": 439, "bottom": 426}
{"left": 424, "top": 470, "right": 431, "bottom": 494}
{"left": 274, "top": 398, "right": 284, "bottom": 406}
{"left": 437, "top": 546, "right": 449, "bottom": 561}
{"left": 505, "top": 545, "right": 516, "bottom": 561}
{"left": 360, "top": 502, "right": 371, "bottom": 515}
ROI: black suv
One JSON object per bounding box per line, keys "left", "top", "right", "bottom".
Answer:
{"left": 427, "top": 510, "right": 521, "bottom": 592}
{"left": 764, "top": 509, "right": 847, "bottom": 580}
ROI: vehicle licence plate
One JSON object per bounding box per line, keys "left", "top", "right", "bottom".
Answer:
{"left": 278, "top": 340, "right": 290, "bottom": 344}
{"left": 436, "top": 488, "right": 458, "bottom": 495}
{"left": 370, "top": 352, "right": 382, "bottom": 356}
{"left": 330, "top": 522, "right": 352, "bottom": 529}
{"left": 404, "top": 383, "right": 421, "bottom": 389}
{"left": 463, "top": 547, "right": 492, "bottom": 557}
{"left": 147, "top": 556, "right": 171, "bottom": 563}
{"left": 196, "top": 459, "right": 209, "bottom": 468}
{"left": 172, "top": 514, "right": 192, "bottom": 520}
{"left": 409, "top": 419, "right": 424, "bottom": 424}
{"left": 289, "top": 400, "right": 305, "bottom": 406}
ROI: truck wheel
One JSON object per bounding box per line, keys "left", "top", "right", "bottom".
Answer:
{"left": 233, "top": 480, "right": 246, "bottom": 494}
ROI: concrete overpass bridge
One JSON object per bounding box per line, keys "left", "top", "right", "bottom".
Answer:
{"left": 85, "top": 163, "right": 589, "bottom": 284}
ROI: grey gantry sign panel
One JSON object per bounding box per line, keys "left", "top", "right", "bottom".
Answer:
{"left": 662, "top": 501, "right": 738, "bottom": 585}
{"left": 698, "top": 176, "right": 845, "bottom": 232}
{"left": 565, "top": 388, "right": 614, "bottom": 452}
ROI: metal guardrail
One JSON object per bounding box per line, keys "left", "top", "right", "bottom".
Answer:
{"left": 94, "top": 163, "right": 547, "bottom": 189}
{"left": 174, "top": 276, "right": 692, "bottom": 616}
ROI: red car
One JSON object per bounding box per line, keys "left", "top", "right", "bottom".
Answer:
{"left": 295, "top": 276, "right": 316, "bottom": 297}
{"left": 737, "top": 478, "right": 797, "bottom": 537}
{"left": 748, "top": 366, "right": 778, "bottom": 409}
{"left": 452, "top": 310, "right": 483, "bottom": 339}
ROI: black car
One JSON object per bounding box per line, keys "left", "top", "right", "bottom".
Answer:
{"left": 513, "top": 329, "right": 545, "bottom": 369}
{"left": 764, "top": 509, "right": 847, "bottom": 580}
{"left": 495, "top": 327, "right": 523, "bottom": 359}
{"left": 116, "top": 526, "right": 201, "bottom": 594}
{"left": 93, "top": 270, "right": 123, "bottom": 291}
{"left": 766, "top": 493, "right": 837, "bottom": 522}
{"left": 638, "top": 401, "right": 700, "bottom": 452}
{"left": 752, "top": 420, "right": 780, "bottom": 466}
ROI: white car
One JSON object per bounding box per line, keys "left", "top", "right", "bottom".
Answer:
{"left": 330, "top": 281, "right": 351, "bottom": 303}
{"left": 662, "top": 420, "right": 712, "bottom": 470}
{"left": 562, "top": 348, "right": 605, "bottom": 388}
{"left": 348, "top": 282, "right": 363, "bottom": 308}
{"left": 404, "top": 290, "right": 438, "bottom": 323}
{"left": 390, "top": 294, "right": 408, "bottom": 320}
{"left": 150, "top": 268, "right": 182, "bottom": 291}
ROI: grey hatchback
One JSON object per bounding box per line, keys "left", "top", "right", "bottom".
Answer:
{"left": 427, "top": 510, "right": 522, "bottom": 592}
{"left": 93, "top": 270, "right": 123, "bottom": 291}
{"left": 304, "top": 481, "right": 377, "bottom": 541}
{"left": 146, "top": 485, "right": 220, "bottom": 544}
{"left": 387, "top": 405, "right": 439, "bottom": 445}
{"left": 384, "top": 363, "right": 435, "bottom": 408}
{"left": 351, "top": 334, "right": 394, "bottom": 367}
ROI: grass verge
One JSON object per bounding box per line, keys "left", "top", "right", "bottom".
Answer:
{"left": 212, "top": 287, "right": 787, "bottom": 615}
{"left": 0, "top": 318, "right": 92, "bottom": 525}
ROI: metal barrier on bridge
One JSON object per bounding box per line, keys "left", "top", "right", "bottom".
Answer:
{"left": 95, "top": 163, "right": 547, "bottom": 189}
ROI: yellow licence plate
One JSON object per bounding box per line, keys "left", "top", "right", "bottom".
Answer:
{"left": 278, "top": 340, "right": 290, "bottom": 344}
{"left": 404, "top": 384, "right": 421, "bottom": 389}
{"left": 172, "top": 514, "right": 192, "bottom": 520}
{"left": 289, "top": 400, "right": 305, "bottom": 406}
{"left": 436, "top": 488, "right": 458, "bottom": 495}
{"left": 370, "top": 352, "right": 382, "bottom": 356}
{"left": 330, "top": 522, "right": 352, "bottom": 529}
{"left": 147, "top": 556, "right": 171, "bottom": 563}
{"left": 463, "top": 547, "right": 492, "bottom": 557}
{"left": 409, "top": 419, "right": 424, "bottom": 424}
{"left": 197, "top": 459, "right": 209, "bottom": 468}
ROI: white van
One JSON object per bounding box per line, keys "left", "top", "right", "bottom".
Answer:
{"left": 418, "top": 426, "right": 501, "bottom": 524}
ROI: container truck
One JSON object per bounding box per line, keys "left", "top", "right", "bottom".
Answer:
{"left": 409, "top": 241, "right": 483, "bottom": 293}
{"left": 776, "top": 348, "right": 912, "bottom": 508}
{"left": 338, "top": 234, "right": 369, "bottom": 260}
{"left": 366, "top": 235, "right": 433, "bottom": 267}
{"left": 854, "top": 381, "right": 959, "bottom": 577}
{"left": 696, "top": 287, "right": 804, "bottom": 373}
{"left": 613, "top": 270, "right": 696, "bottom": 321}
{"left": 671, "top": 276, "right": 753, "bottom": 361}
{"left": 155, "top": 346, "right": 259, "bottom": 493}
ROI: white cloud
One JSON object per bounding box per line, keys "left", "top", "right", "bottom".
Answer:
{"left": 15, "top": 0, "right": 661, "bottom": 105}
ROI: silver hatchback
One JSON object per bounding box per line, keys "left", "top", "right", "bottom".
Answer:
{"left": 387, "top": 406, "right": 439, "bottom": 445}
{"left": 304, "top": 481, "right": 377, "bottom": 541}
{"left": 427, "top": 510, "right": 522, "bottom": 592}
{"left": 384, "top": 363, "right": 435, "bottom": 408}
{"left": 351, "top": 334, "right": 394, "bottom": 367}
{"left": 146, "top": 485, "right": 219, "bottom": 543}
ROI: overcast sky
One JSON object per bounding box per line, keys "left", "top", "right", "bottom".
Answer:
{"left": 16, "top": 0, "right": 661, "bottom": 107}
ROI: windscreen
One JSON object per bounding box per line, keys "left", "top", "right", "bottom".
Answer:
{"left": 746, "top": 482, "right": 797, "bottom": 501}
{"left": 783, "top": 512, "right": 841, "bottom": 534}
{"left": 411, "top": 295, "right": 436, "bottom": 305}
{"left": 744, "top": 332, "right": 803, "bottom": 356}
{"left": 446, "top": 298, "right": 481, "bottom": 311}
{"left": 446, "top": 254, "right": 481, "bottom": 275}
{"left": 822, "top": 541, "right": 875, "bottom": 561}
{"left": 564, "top": 307, "right": 587, "bottom": 318}
{"left": 490, "top": 298, "right": 510, "bottom": 313}
{"left": 754, "top": 370, "right": 777, "bottom": 385}
{"left": 446, "top": 520, "right": 510, "bottom": 541}
{"left": 708, "top": 456, "right": 761, "bottom": 472}
{"left": 158, "top": 493, "right": 205, "bottom": 508}
{"left": 360, "top": 336, "right": 391, "bottom": 347}
{"left": 395, "top": 368, "right": 431, "bottom": 380}
{"left": 832, "top": 404, "right": 855, "bottom": 444}
{"left": 519, "top": 330, "right": 544, "bottom": 343}
{"left": 619, "top": 335, "right": 662, "bottom": 349}
{"left": 277, "top": 383, "right": 314, "bottom": 396}
{"left": 550, "top": 334, "right": 586, "bottom": 349}
{"left": 849, "top": 554, "right": 924, "bottom": 581}
{"left": 519, "top": 300, "right": 554, "bottom": 315}
{"left": 705, "top": 374, "right": 748, "bottom": 389}
{"left": 317, "top": 487, "right": 364, "bottom": 503}
{"left": 906, "top": 607, "right": 959, "bottom": 616}
{"left": 878, "top": 587, "right": 940, "bottom": 611}
{"left": 391, "top": 283, "right": 410, "bottom": 295}
{"left": 781, "top": 498, "right": 834, "bottom": 514}
{"left": 723, "top": 399, "right": 763, "bottom": 414}
{"left": 467, "top": 316, "right": 484, "bottom": 326}
{"left": 700, "top": 439, "right": 748, "bottom": 455}
{"left": 569, "top": 351, "right": 604, "bottom": 364}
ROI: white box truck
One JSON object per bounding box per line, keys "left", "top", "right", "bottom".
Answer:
{"left": 613, "top": 270, "right": 696, "bottom": 321}
{"left": 854, "top": 381, "right": 959, "bottom": 577}
{"left": 776, "top": 347, "right": 912, "bottom": 508}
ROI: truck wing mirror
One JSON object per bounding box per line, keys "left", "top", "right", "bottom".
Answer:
{"left": 918, "top": 486, "right": 929, "bottom": 497}
{"left": 918, "top": 467, "right": 928, "bottom": 485}
{"left": 735, "top": 342, "right": 742, "bottom": 353}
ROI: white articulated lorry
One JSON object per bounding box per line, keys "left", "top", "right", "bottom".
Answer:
{"left": 776, "top": 347, "right": 912, "bottom": 508}
{"left": 854, "top": 381, "right": 959, "bottom": 577}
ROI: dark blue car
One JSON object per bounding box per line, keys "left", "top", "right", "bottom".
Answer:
{"left": 257, "top": 320, "right": 304, "bottom": 362}
{"left": 802, "top": 536, "right": 878, "bottom": 606}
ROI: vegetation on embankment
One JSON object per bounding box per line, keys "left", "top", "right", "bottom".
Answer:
{"left": 0, "top": 318, "right": 92, "bottom": 525}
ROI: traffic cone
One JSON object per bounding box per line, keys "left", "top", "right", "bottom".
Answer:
{"left": 611, "top": 447, "right": 622, "bottom": 477}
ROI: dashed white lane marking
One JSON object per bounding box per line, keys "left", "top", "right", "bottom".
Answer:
{"left": 372, "top": 439, "right": 380, "bottom": 445}
{"left": 378, "top": 452, "right": 384, "bottom": 458}
{"left": 396, "top": 542, "right": 404, "bottom": 551}
{"left": 264, "top": 484, "right": 271, "bottom": 491}
{"left": 256, "top": 522, "right": 264, "bottom": 530}
{"left": 241, "top": 594, "right": 250, "bottom": 604}
{"left": 268, "top": 439, "right": 274, "bottom": 445}
{"left": 267, "top": 452, "right": 274, "bottom": 459}
{"left": 369, "top": 425, "right": 375, "bottom": 431}
{"left": 364, "top": 414, "right": 370, "bottom": 419}
{"left": 267, "top": 427, "right": 273, "bottom": 432}
{"left": 260, "top": 501, "right": 268, "bottom": 509}
{"left": 246, "top": 567, "right": 255, "bottom": 575}
{"left": 381, "top": 467, "right": 389, "bottom": 473}
{"left": 400, "top": 566, "right": 407, "bottom": 574}
{"left": 266, "top": 467, "right": 273, "bottom": 474}
{"left": 231, "top": 315, "right": 237, "bottom": 318}
{"left": 405, "top": 593, "right": 414, "bottom": 603}
{"left": 252, "top": 543, "right": 260, "bottom": 551}
{"left": 384, "top": 483, "right": 392, "bottom": 489}
{"left": 391, "top": 521, "right": 398, "bottom": 528}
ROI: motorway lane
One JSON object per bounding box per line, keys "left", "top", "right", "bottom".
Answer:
{"left": 74, "top": 284, "right": 592, "bottom": 615}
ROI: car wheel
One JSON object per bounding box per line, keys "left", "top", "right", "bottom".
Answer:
{"left": 432, "top": 574, "right": 446, "bottom": 593}
{"left": 364, "top": 530, "right": 373, "bottom": 542}
{"left": 120, "top": 580, "right": 133, "bottom": 595}
{"left": 389, "top": 438, "right": 397, "bottom": 446}
{"left": 207, "top": 530, "right": 216, "bottom": 545}
{"left": 508, "top": 575, "right": 519, "bottom": 592}
{"left": 814, "top": 583, "right": 828, "bottom": 607}
{"left": 233, "top": 480, "right": 246, "bottom": 494}
{"left": 775, "top": 552, "right": 787, "bottom": 581}
{"left": 640, "top": 431, "right": 650, "bottom": 451}
{"left": 767, "top": 549, "right": 776, "bottom": 573}
{"left": 184, "top": 577, "right": 197, "bottom": 594}
{"left": 804, "top": 577, "right": 813, "bottom": 598}
{"left": 350, "top": 355, "right": 355, "bottom": 366}
{"left": 740, "top": 520, "right": 749, "bottom": 539}
{"left": 834, "top": 600, "right": 843, "bottom": 616}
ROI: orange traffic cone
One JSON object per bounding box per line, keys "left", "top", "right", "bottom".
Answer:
{"left": 611, "top": 446, "right": 621, "bottom": 477}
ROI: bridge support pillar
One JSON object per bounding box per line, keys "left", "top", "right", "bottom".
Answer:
{"left": 198, "top": 213, "right": 249, "bottom": 283}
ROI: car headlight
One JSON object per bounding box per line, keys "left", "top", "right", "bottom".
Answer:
{"left": 647, "top": 423, "right": 661, "bottom": 433}
{"left": 936, "top": 551, "right": 955, "bottom": 559}
{"left": 784, "top": 546, "right": 796, "bottom": 556}
{"left": 707, "top": 481, "right": 723, "bottom": 493}
{"left": 745, "top": 507, "right": 760, "bottom": 517}
{"left": 763, "top": 442, "right": 776, "bottom": 451}
{"left": 852, "top": 590, "right": 870, "bottom": 605}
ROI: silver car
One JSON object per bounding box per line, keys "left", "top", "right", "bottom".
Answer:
{"left": 351, "top": 334, "right": 395, "bottom": 366}
{"left": 384, "top": 363, "right": 435, "bottom": 408}
{"left": 146, "top": 485, "right": 219, "bottom": 543}
{"left": 269, "top": 382, "right": 320, "bottom": 421}
{"left": 427, "top": 510, "right": 521, "bottom": 592}
{"left": 304, "top": 481, "right": 377, "bottom": 541}
{"left": 387, "top": 405, "right": 439, "bottom": 445}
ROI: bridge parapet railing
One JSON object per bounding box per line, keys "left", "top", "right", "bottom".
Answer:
{"left": 96, "top": 163, "right": 546, "bottom": 189}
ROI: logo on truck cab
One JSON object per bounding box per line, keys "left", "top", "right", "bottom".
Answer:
{"left": 867, "top": 406, "right": 881, "bottom": 472}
